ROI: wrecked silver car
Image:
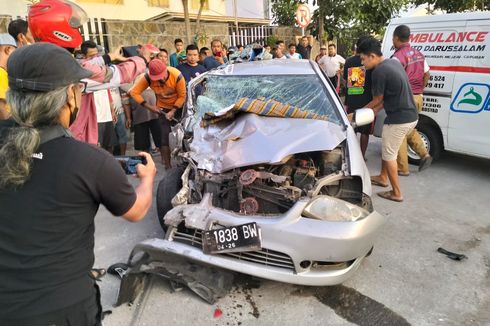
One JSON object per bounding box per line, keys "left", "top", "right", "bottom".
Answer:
{"left": 123, "top": 60, "right": 386, "bottom": 300}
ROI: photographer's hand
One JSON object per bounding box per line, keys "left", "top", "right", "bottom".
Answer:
{"left": 109, "top": 46, "right": 128, "bottom": 62}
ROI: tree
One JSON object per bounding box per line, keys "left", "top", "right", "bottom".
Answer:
{"left": 270, "top": 0, "right": 305, "bottom": 26}
{"left": 412, "top": 0, "right": 490, "bottom": 13}
{"left": 182, "top": 0, "right": 192, "bottom": 45}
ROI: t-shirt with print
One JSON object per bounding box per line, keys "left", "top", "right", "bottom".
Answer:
{"left": 372, "top": 59, "right": 418, "bottom": 125}
{"left": 177, "top": 63, "right": 207, "bottom": 84}
{"left": 343, "top": 55, "right": 373, "bottom": 112}
{"left": 0, "top": 125, "right": 136, "bottom": 318}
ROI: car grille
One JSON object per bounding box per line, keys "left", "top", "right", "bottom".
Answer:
{"left": 172, "top": 228, "right": 295, "bottom": 271}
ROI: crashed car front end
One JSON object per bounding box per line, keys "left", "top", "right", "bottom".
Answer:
{"left": 119, "top": 62, "right": 386, "bottom": 303}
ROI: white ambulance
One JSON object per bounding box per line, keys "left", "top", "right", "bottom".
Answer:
{"left": 379, "top": 12, "right": 490, "bottom": 164}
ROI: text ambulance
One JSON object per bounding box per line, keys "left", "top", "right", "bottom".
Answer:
{"left": 380, "top": 12, "right": 490, "bottom": 163}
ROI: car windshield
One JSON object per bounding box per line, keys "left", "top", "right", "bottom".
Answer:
{"left": 193, "top": 74, "right": 342, "bottom": 125}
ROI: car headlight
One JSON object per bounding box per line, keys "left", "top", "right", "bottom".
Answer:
{"left": 303, "top": 195, "right": 369, "bottom": 222}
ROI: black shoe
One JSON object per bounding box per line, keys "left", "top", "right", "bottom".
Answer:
{"left": 419, "top": 155, "right": 432, "bottom": 172}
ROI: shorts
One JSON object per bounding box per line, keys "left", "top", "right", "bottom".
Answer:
{"left": 134, "top": 119, "right": 162, "bottom": 150}
{"left": 158, "top": 114, "right": 172, "bottom": 147}
{"left": 114, "top": 112, "right": 129, "bottom": 145}
{"left": 381, "top": 120, "right": 418, "bottom": 161}
{"left": 1, "top": 283, "right": 102, "bottom": 326}
{"left": 347, "top": 107, "right": 372, "bottom": 135}
{"left": 98, "top": 121, "right": 117, "bottom": 148}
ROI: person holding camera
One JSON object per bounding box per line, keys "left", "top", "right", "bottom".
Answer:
{"left": 0, "top": 43, "right": 156, "bottom": 325}
{"left": 129, "top": 59, "right": 186, "bottom": 169}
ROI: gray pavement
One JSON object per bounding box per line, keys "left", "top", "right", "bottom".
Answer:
{"left": 95, "top": 138, "right": 490, "bottom": 326}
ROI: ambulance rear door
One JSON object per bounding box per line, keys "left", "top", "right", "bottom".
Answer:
{"left": 446, "top": 17, "right": 490, "bottom": 158}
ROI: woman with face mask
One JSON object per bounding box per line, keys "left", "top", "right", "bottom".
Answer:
{"left": 0, "top": 43, "right": 156, "bottom": 325}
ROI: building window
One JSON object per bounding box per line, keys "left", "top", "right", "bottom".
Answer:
{"left": 191, "top": 0, "right": 209, "bottom": 10}
{"left": 78, "top": 0, "right": 124, "bottom": 4}
{"left": 147, "top": 0, "right": 169, "bottom": 7}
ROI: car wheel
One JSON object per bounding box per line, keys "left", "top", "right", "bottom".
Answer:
{"left": 408, "top": 121, "right": 443, "bottom": 165}
{"left": 156, "top": 166, "right": 185, "bottom": 232}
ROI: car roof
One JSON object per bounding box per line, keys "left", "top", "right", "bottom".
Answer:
{"left": 210, "top": 59, "right": 317, "bottom": 76}
{"left": 389, "top": 11, "right": 490, "bottom": 25}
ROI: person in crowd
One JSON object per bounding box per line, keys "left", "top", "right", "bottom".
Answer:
{"left": 391, "top": 24, "right": 432, "bottom": 175}
{"left": 0, "top": 42, "right": 156, "bottom": 325}
{"left": 275, "top": 40, "right": 290, "bottom": 58}
{"left": 169, "top": 38, "right": 185, "bottom": 68}
{"left": 0, "top": 34, "right": 17, "bottom": 120}
{"left": 272, "top": 46, "right": 287, "bottom": 60}
{"left": 211, "top": 39, "right": 228, "bottom": 65}
{"left": 237, "top": 44, "right": 244, "bottom": 52}
{"left": 177, "top": 44, "right": 207, "bottom": 84}
{"left": 199, "top": 46, "right": 210, "bottom": 64}
{"left": 315, "top": 45, "right": 327, "bottom": 63}
{"left": 288, "top": 43, "right": 302, "bottom": 59}
{"left": 130, "top": 59, "right": 186, "bottom": 169}
{"left": 343, "top": 36, "right": 373, "bottom": 160}
{"left": 27, "top": 0, "right": 151, "bottom": 144}
{"left": 358, "top": 37, "right": 418, "bottom": 202}
{"left": 80, "top": 40, "right": 99, "bottom": 60}
{"left": 110, "top": 87, "right": 128, "bottom": 155}
{"left": 121, "top": 77, "right": 162, "bottom": 156}
{"left": 263, "top": 45, "right": 273, "bottom": 60}
{"left": 296, "top": 36, "right": 311, "bottom": 60}
{"left": 7, "top": 19, "right": 35, "bottom": 48}
{"left": 157, "top": 48, "right": 169, "bottom": 65}
{"left": 318, "top": 43, "right": 345, "bottom": 91}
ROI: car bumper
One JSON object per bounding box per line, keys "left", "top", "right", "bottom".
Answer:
{"left": 162, "top": 195, "right": 387, "bottom": 286}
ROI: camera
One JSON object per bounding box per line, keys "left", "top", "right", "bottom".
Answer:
{"left": 114, "top": 156, "right": 147, "bottom": 175}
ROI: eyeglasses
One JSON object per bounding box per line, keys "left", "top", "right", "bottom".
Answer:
{"left": 78, "top": 81, "right": 88, "bottom": 93}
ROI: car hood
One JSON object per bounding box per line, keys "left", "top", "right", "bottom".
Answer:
{"left": 190, "top": 113, "right": 347, "bottom": 173}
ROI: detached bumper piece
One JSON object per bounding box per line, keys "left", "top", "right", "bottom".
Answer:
{"left": 115, "top": 239, "right": 235, "bottom": 305}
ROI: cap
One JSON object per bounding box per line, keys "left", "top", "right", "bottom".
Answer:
{"left": 0, "top": 33, "right": 17, "bottom": 47}
{"left": 148, "top": 59, "right": 167, "bottom": 81}
{"left": 142, "top": 43, "right": 160, "bottom": 54}
{"left": 7, "top": 42, "right": 92, "bottom": 92}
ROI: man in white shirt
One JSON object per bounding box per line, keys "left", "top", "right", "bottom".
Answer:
{"left": 318, "top": 44, "right": 345, "bottom": 91}
{"left": 94, "top": 89, "right": 117, "bottom": 152}
{"left": 288, "top": 43, "right": 302, "bottom": 59}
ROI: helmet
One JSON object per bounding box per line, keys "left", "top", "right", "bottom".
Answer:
{"left": 28, "top": 0, "right": 88, "bottom": 49}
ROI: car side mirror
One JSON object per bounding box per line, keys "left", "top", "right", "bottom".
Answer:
{"left": 351, "top": 108, "right": 374, "bottom": 128}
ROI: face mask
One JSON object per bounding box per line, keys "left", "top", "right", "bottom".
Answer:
{"left": 69, "top": 88, "right": 80, "bottom": 126}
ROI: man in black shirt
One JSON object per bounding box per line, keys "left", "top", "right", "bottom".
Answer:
{"left": 358, "top": 37, "right": 418, "bottom": 202}
{"left": 0, "top": 43, "right": 156, "bottom": 325}
{"left": 177, "top": 44, "right": 207, "bottom": 84}
{"left": 296, "top": 36, "right": 312, "bottom": 60}
{"left": 343, "top": 36, "right": 373, "bottom": 160}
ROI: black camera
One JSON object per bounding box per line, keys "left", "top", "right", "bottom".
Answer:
{"left": 114, "top": 156, "right": 147, "bottom": 175}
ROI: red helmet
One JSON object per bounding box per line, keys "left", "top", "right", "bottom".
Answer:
{"left": 28, "top": 0, "right": 88, "bottom": 49}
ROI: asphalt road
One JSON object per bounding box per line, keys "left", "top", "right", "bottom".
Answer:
{"left": 96, "top": 138, "right": 490, "bottom": 326}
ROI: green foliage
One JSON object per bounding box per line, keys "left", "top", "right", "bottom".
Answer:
{"left": 266, "top": 35, "right": 279, "bottom": 48}
{"left": 270, "top": 0, "right": 305, "bottom": 26}
{"left": 413, "top": 0, "right": 490, "bottom": 13}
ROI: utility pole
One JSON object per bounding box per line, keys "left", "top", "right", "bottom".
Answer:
{"left": 234, "top": 0, "right": 239, "bottom": 44}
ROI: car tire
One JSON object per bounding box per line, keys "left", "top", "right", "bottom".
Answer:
{"left": 408, "top": 121, "right": 443, "bottom": 165}
{"left": 156, "top": 166, "right": 185, "bottom": 232}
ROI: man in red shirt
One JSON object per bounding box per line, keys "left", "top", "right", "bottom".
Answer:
{"left": 391, "top": 25, "right": 432, "bottom": 174}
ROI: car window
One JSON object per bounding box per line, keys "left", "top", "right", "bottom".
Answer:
{"left": 192, "top": 74, "right": 342, "bottom": 125}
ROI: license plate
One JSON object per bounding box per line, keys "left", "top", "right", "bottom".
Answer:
{"left": 202, "top": 222, "right": 262, "bottom": 254}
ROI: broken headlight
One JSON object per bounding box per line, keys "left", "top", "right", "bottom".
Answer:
{"left": 303, "top": 196, "right": 368, "bottom": 222}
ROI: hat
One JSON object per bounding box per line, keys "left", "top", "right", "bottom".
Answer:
{"left": 148, "top": 59, "right": 167, "bottom": 81}
{"left": 7, "top": 42, "right": 92, "bottom": 92}
{"left": 142, "top": 43, "right": 160, "bottom": 54}
{"left": 0, "top": 33, "right": 17, "bottom": 47}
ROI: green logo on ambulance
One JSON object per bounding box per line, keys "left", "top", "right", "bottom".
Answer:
{"left": 450, "top": 83, "right": 490, "bottom": 114}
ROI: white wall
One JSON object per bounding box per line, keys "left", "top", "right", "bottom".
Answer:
{"left": 225, "top": 0, "right": 267, "bottom": 19}
{"left": 0, "top": 0, "right": 28, "bottom": 18}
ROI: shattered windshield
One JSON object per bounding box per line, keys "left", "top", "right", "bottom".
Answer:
{"left": 193, "top": 74, "right": 342, "bottom": 125}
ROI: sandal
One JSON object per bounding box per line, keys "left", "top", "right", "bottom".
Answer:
{"left": 378, "top": 191, "right": 403, "bottom": 202}
{"left": 398, "top": 171, "right": 410, "bottom": 176}
{"left": 370, "top": 176, "right": 388, "bottom": 187}
{"left": 89, "top": 268, "right": 106, "bottom": 281}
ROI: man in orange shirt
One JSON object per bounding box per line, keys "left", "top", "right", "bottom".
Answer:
{"left": 130, "top": 59, "right": 186, "bottom": 169}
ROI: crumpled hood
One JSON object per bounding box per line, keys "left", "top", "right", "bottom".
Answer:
{"left": 190, "top": 113, "right": 347, "bottom": 173}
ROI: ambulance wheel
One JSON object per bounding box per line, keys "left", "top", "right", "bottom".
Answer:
{"left": 156, "top": 166, "right": 185, "bottom": 233}
{"left": 408, "top": 120, "right": 443, "bottom": 165}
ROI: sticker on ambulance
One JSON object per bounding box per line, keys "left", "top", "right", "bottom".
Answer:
{"left": 450, "top": 83, "right": 490, "bottom": 114}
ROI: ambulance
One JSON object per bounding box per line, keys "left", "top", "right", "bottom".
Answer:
{"left": 379, "top": 12, "right": 490, "bottom": 164}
